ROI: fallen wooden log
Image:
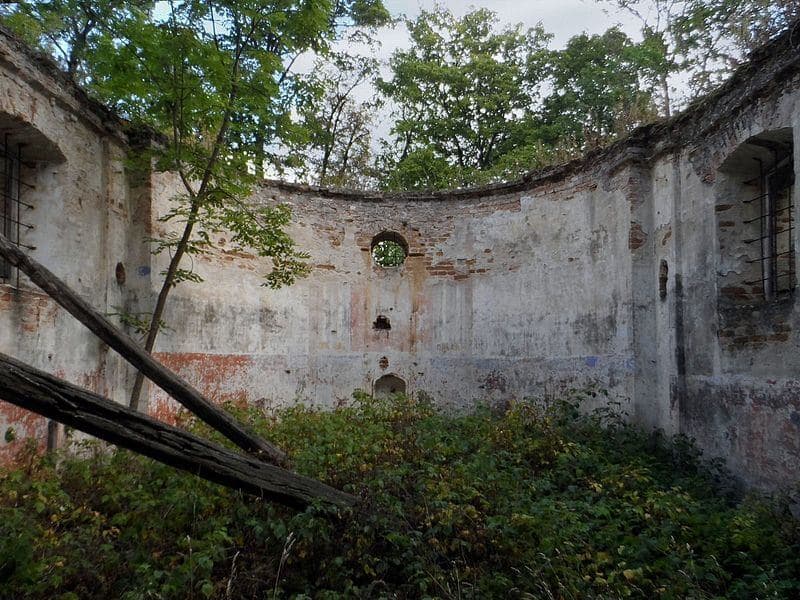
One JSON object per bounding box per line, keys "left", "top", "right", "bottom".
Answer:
{"left": 0, "top": 233, "right": 286, "bottom": 465}
{"left": 0, "top": 352, "right": 356, "bottom": 509}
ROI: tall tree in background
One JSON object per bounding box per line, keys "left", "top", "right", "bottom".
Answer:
{"left": 541, "top": 27, "right": 659, "bottom": 151}
{"left": 377, "top": 7, "right": 665, "bottom": 189}
{"left": 608, "top": 0, "right": 800, "bottom": 108}
{"left": 1, "top": 0, "right": 390, "bottom": 409}
{"left": 0, "top": 0, "right": 156, "bottom": 83}
{"left": 674, "top": 0, "right": 800, "bottom": 94}
{"left": 378, "top": 7, "right": 552, "bottom": 189}
{"left": 0, "top": 0, "right": 154, "bottom": 82}
{"left": 295, "top": 51, "right": 381, "bottom": 187}
{"left": 603, "top": 0, "right": 682, "bottom": 116}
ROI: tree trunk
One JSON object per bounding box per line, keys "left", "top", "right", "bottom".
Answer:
{"left": 130, "top": 53, "right": 241, "bottom": 410}
{"left": 661, "top": 72, "right": 672, "bottom": 118}
{"left": 0, "top": 353, "right": 355, "bottom": 509}
{"left": 0, "top": 233, "right": 287, "bottom": 465}
{"left": 128, "top": 200, "right": 199, "bottom": 411}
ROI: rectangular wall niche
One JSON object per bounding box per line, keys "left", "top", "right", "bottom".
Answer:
{"left": 373, "top": 315, "right": 391, "bottom": 330}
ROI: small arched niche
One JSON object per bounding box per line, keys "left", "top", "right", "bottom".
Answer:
{"left": 373, "top": 315, "right": 391, "bottom": 330}
{"left": 373, "top": 374, "right": 406, "bottom": 398}
{"left": 371, "top": 231, "right": 408, "bottom": 268}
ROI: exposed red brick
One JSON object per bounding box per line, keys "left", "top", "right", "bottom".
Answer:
{"left": 0, "top": 403, "right": 47, "bottom": 466}
{"left": 720, "top": 286, "right": 743, "bottom": 296}
{"left": 629, "top": 222, "right": 647, "bottom": 250}
{"left": 150, "top": 353, "right": 255, "bottom": 424}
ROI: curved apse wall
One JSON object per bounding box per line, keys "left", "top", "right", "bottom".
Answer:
{"left": 2, "top": 21, "right": 799, "bottom": 490}
{"left": 151, "top": 159, "right": 637, "bottom": 415}
{"left": 146, "top": 26, "right": 800, "bottom": 491}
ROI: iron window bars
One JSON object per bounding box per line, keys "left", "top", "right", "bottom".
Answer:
{"left": 0, "top": 134, "right": 35, "bottom": 286}
{"left": 743, "top": 149, "right": 796, "bottom": 299}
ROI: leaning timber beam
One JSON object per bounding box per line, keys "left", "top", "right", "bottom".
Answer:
{"left": 0, "top": 353, "right": 355, "bottom": 509}
{"left": 0, "top": 233, "right": 286, "bottom": 465}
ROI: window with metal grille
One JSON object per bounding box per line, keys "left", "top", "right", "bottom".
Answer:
{"left": 743, "top": 146, "right": 795, "bottom": 298}
{"left": 0, "top": 135, "right": 34, "bottom": 285}
{"left": 716, "top": 129, "right": 796, "bottom": 306}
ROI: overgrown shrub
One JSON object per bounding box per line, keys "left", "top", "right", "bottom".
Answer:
{"left": 1, "top": 392, "right": 798, "bottom": 599}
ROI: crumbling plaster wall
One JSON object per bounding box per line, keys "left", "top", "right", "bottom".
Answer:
{"left": 1, "top": 25, "right": 799, "bottom": 491}
{"left": 149, "top": 166, "right": 638, "bottom": 420}
{"left": 622, "top": 39, "right": 800, "bottom": 488}
{"left": 671, "top": 94, "right": 800, "bottom": 490}
{"left": 0, "top": 29, "right": 150, "bottom": 460}
{"left": 149, "top": 32, "right": 800, "bottom": 490}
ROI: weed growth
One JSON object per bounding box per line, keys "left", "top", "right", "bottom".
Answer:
{"left": 0, "top": 393, "right": 798, "bottom": 598}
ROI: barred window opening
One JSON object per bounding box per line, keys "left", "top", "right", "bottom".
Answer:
{"left": 0, "top": 136, "right": 34, "bottom": 285}
{"left": 717, "top": 128, "right": 796, "bottom": 306}
{"left": 743, "top": 146, "right": 795, "bottom": 298}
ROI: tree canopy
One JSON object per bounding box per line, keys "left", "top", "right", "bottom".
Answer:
{"left": 1, "top": 0, "right": 793, "bottom": 192}
{"left": 0, "top": 0, "right": 154, "bottom": 80}
{"left": 377, "top": 7, "right": 552, "bottom": 189}
{"left": 606, "top": 0, "right": 800, "bottom": 108}
{"left": 376, "top": 1, "right": 796, "bottom": 189}
{"left": 540, "top": 27, "right": 660, "bottom": 151}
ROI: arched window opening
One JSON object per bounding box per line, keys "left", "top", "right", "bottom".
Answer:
{"left": 0, "top": 115, "right": 66, "bottom": 285}
{"left": 373, "top": 374, "right": 406, "bottom": 398}
{"left": 371, "top": 231, "right": 408, "bottom": 268}
{"left": 717, "top": 128, "right": 795, "bottom": 303}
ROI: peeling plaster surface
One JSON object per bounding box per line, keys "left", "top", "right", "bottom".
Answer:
{"left": 1, "top": 25, "right": 800, "bottom": 490}
{"left": 0, "top": 26, "right": 151, "bottom": 458}
{"left": 147, "top": 172, "right": 635, "bottom": 420}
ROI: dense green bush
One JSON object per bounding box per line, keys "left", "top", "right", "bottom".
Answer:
{"left": 1, "top": 392, "right": 798, "bottom": 599}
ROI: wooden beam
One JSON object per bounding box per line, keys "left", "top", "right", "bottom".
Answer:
{"left": 0, "top": 353, "right": 355, "bottom": 509}
{"left": 0, "top": 233, "right": 286, "bottom": 464}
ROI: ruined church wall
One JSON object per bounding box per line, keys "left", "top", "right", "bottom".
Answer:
{"left": 148, "top": 33, "right": 800, "bottom": 490}
{"left": 149, "top": 166, "right": 638, "bottom": 419}
{"left": 620, "top": 44, "right": 800, "bottom": 489}
{"left": 1, "top": 24, "right": 798, "bottom": 491}
{"left": 662, "top": 81, "right": 800, "bottom": 490}
{"left": 0, "top": 30, "right": 149, "bottom": 459}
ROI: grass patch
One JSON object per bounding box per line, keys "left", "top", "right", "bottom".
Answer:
{"left": 0, "top": 392, "right": 798, "bottom": 599}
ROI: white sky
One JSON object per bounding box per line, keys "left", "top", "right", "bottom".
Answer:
{"left": 380, "top": 0, "right": 644, "bottom": 48}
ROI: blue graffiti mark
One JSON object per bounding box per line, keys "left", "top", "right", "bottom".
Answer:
{"left": 625, "top": 357, "right": 636, "bottom": 372}
{"left": 584, "top": 356, "right": 599, "bottom": 368}
{"left": 137, "top": 266, "right": 151, "bottom": 276}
